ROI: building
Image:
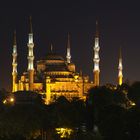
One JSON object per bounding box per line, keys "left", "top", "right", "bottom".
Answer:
{"left": 118, "top": 47, "right": 123, "bottom": 85}
{"left": 12, "top": 18, "right": 96, "bottom": 104}
{"left": 12, "top": 18, "right": 124, "bottom": 104}
{"left": 93, "top": 21, "right": 100, "bottom": 86}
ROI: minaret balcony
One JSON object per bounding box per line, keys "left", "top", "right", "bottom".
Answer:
{"left": 94, "top": 47, "right": 100, "bottom": 51}
{"left": 27, "top": 43, "right": 34, "bottom": 48}
{"left": 93, "top": 58, "right": 100, "bottom": 62}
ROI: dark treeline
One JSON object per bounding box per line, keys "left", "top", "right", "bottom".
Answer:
{"left": 87, "top": 82, "right": 140, "bottom": 140}
{"left": 0, "top": 82, "right": 140, "bottom": 140}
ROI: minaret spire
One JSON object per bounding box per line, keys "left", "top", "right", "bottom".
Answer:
{"left": 66, "top": 33, "right": 71, "bottom": 63}
{"left": 13, "top": 30, "right": 17, "bottom": 45}
{"left": 50, "top": 43, "right": 53, "bottom": 53}
{"left": 93, "top": 21, "right": 100, "bottom": 86}
{"left": 12, "top": 30, "right": 18, "bottom": 92}
{"left": 95, "top": 20, "right": 99, "bottom": 38}
{"left": 118, "top": 47, "right": 123, "bottom": 85}
{"left": 27, "top": 16, "right": 34, "bottom": 90}
{"left": 29, "top": 16, "right": 33, "bottom": 33}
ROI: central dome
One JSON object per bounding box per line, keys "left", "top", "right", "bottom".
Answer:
{"left": 46, "top": 53, "right": 64, "bottom": 61}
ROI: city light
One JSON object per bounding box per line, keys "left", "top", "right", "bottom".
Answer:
{"left": 56, "top": 128, "right": 73, "bottom": 138}
{"left": 2, "top": 97, "right": 15, "bottom": 105}
{"left": 3, "top": 99, "right": 7, "bottom": 104}
{"left": 10, "top": 97, "right": 14, "bottom": 103}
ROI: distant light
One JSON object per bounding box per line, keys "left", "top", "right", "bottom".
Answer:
{"left": 131, "top": 102, "right": 136, "bottom": 106}
{"left": 2, "top": 97, "right": 15, "bottom": 105}
{"left": 129, "top": 101, "right": 136, "bottom": 106}
{"left": 56, "top": 128, "right": 73, "bottom": 138}
{"left": 3, "top": 99, "right": 7, "bottom": 104}
{"left": 10, "top": 97, "right": 14, "bottom": 103}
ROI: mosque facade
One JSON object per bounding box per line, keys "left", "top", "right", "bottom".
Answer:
{"left": 12, "top": 18, "right": 123, "bottom": 104}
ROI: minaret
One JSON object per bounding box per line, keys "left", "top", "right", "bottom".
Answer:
{"left": 93, "top": 21, "right": 100, "bottom": 86}
{"left": 12, "top": 31, "right": 18, "bottom": 92}
{"left": 118, "top": 48, "right": 123, "bottom": 85}
{"left": 66, "top": 33, "right": 71, "bottom": 63}
{"left": 50, "top": 43, "right": 53, "bottom": 53}
{"left": 27, "top": 16, "right": 34, "bottom": 90}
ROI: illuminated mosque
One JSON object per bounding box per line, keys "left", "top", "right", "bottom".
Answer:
{"left": 12, "top": 18, "right": 123, "bottom": 104}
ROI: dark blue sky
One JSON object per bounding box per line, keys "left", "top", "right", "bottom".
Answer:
{"left": 0, "top": 0, "right": 140, "bottom": 90}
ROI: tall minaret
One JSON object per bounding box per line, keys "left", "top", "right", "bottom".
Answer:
{"left": 66, "top": 33, "right": 71, "bottom": 64}
{"left": 27, "top": 16, "right": 34, "bottom": 91}
{"left": 12, "top": 31, "right": 18, "bottom": 92}
{"left": 50, "top": 43, "right": 53, "bottom": 53}
{"left": 93, "top": 21, "right": 100, "bottom": 86}
{"left": 118, "top": 48, "right": 123, "bottom": 85}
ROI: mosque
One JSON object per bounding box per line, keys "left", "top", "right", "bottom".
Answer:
{"left": 12, "top": 18, "right": 123, "bottom": 104}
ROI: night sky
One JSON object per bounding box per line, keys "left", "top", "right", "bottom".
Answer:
{"left": 0, "top": 0, "right": 140, "bottom": 91}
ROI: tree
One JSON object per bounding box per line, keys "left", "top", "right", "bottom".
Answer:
{"left": 128, "top": 81, "right": 140, "bottom": 106}
{"left": 87, "top": 86, "right": 128, "bottom": 139}
{"left": 97, "top": 105, "right": 126, "bottom": 140}
{"left": 124, "top": 106, "right": 140, "bottom": 140}
{"left": 0, "top": 91, "right": 48, "bottom": 140}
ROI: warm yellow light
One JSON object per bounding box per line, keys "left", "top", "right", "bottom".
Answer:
{"left": 74, "top": 74, "right": 79, "bottom": 82}
{"left": 3, "top": 99, "right": 7, "bottom": 104}
{"left": 3, "top": 97, "right": 15, "bottom": 105}
{"left": 131, "top": 102, "right": 136, "bottom": 106}
{"left": 129, "top": 101, "right": 136, "bottom": 106}
{"left": 56, "top": 128, "right": 73, "bottom": 138}
{"left": 10, "top": 97, "right": 14, "bottom": 102}
{"left": 118, "top": 76, "right": 123, "bottom": 86}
